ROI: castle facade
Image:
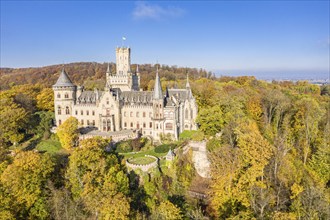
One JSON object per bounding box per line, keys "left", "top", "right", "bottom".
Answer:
{"left": 53, "top": 47, "right": 198, "bottom": 141}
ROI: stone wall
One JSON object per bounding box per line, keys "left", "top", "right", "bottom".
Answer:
{"left": 125, "top": 155, "right": 158, "bottom": 172}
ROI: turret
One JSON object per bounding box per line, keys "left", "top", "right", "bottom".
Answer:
{"left": 152, "top": 66, "right": 164, "bottom": 121}
{"left": 153, "top": 66, "right": 163, "bottom": 100}
{"left": 53, "top": 68, "right": 76, "bottom": 126}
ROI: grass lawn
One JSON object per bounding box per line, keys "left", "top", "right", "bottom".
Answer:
{"left": 128, "top": 156, "right": 156, "bottom": 165}
{"left": 36, "top": 139, "right": 64, "bottom": 154}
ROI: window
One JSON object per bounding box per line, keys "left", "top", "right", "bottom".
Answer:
{"left": 65, "top": 106, "right": 70, "bottom": 115}
{"left": 87, "top": 120, "right": 90, "bottom": 126}
{"left": 136, "top": 112, "right": 139, "bottom": 117}
{"left": 81, "top": 110, "right": 83, "bottom": 115}
{"left": 160, "top": 113, "right": 162, "bottom": 118}
{"left": 75, "top": 110, "right": 78, "bottom": 115}
{"left": 107, "top": 119, "right": 111, "bottom": 131}
{"left": 106, "top": 109, "right": 110, "bottom": 116}
{"left": 149, "top": 122, "right": 152, "bottom": 128}
{"left": 191, "top": 109, "right": 193, "bottom": 119}
{"left": 103, "top": 120, "right": 106, "bottom": 131}
{"left": 58, "top": 120, "right": 62, "bottom": 125}
{"left": 92, "top": 120, "right": 95, "bottom": 126}
{"left": 57, "top": 93, "right": 61, "bottom": 98}
{"left": 185, "top": 109, "right": 188, "bottom": 119}
{"left": 106, "top": 98, "right": 109, "bottom": 105}
{"left": 156, "top": 124, "right": 159, "bottom": 129}
{"left": 65, "top": 93, "right": 69, "bottom": 98}
{"left": 165, "top": 123, "right": 173, "bottom": 130}
{"left": 143, "top": 112, "right": 146, "bottom": 117}
{"left": 57, "top": 106, "right": 61, "bottom": 115}
{"left": 143, "top": 123, "right": 146, "bottom": 128}
{"left": 87, "top": 110, "right": 89, "bottom": 115}
{"left": 81, "top": 120, "right": 84, "bottom": 125}
{"left": 137, "top": 123, "right": 140, "bottom": 129}
{"left": 130, "top": 112, "right": 133, "bottom": 117}
{"left": 92, "top": 111, "right": 95, "bottom": 116}
{"left": 124, "top": 122, "right": 127, "bottom": 127}
{"left": 130, "top": 122, "right": 133, "bottom": 128}
{"left": 160, "top": 104, "right": 162, "bottom": 108}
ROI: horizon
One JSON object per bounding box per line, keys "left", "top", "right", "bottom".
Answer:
{"left": 1, "top": 1, "right": 329, "bottom": 79}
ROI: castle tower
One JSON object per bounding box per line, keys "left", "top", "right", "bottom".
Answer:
{"left": 53, "top": 68, "right": 77, "bottom": 126}
{"left": 152, "top": 67, "right": 164, "bottom": 138}
{"left": 116, "top": 47, "right": 131, "bottom": 75}
{"left": 107, "top": 47, "right": 138, "bottom": 91}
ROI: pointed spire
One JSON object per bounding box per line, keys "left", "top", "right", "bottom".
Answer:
{"left": 106, "top": 63, "right": 110, "bottom": 73}
{"left": 186, "top": 72, "right": 190, "bottom": 89}
{"left": 53, "top": 68, "right": 74, "bottom": 87}
{"left": 153, "top": 66, "right": 163, "bottom": 99}
{"left": 165, "top": 86, "right": 169, "bottom": 98}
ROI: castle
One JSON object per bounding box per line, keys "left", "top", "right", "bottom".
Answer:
{"left": 53, "top": 47, "right": 198, "bottom": 141}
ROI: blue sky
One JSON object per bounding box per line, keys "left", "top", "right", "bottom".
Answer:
{"left": 1, "top": 1, "right": 329, "bottom": 79}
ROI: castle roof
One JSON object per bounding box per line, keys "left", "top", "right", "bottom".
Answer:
{"left": 121, "top": 91, "right": 154, "bottom": 105}
{"left": 53, "top": 68, "right": 75, "bottom": 87}
{"left": 77, "top": 90, "right": 102, "bottom": 104}
{"left": 153, "top": 67, "right": 163, "bottom": 99}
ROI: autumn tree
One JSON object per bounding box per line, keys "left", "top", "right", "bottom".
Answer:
{"left": 36, "top": 88, "right": 54, "bottom": 111}
{"left": 66, "top": 137, "right": 130, "bottom": 219}
{"left": 0, "top": 151, "right": 54, "bottom": 219}
{"left": 56, "top": 116, "right": 79, "bottom": 149}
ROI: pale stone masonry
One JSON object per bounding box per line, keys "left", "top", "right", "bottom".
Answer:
{"left": 53, "top": 47, "right": 198, "bottom": 141}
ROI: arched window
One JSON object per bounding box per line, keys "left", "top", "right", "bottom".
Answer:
{"left": 57, "top": 106, "right": 61, "bottom": 115}
{"left": 107, "top": 119, "right": 111, "bottom": 131}
{"left": 65, "top": 106, "right": 70, "bottom": 115}
{"left": 92, "top": 120, "right": 95, "bottom": 126}
{"left": 65, "top": 93, "right": 69, "bottom": 98}
{"left": 143, "top": 123, "right": 146, "bottom": 128}
{"left": 81, "top": 119, "right": 84, "bottom": 125}
{"left": 87, "top": 120, "right": 90, "bottom": 126}
{"left": 103, "top": 120, "right": 106, "bottom": 131}
{"left": 137, "top": 123, "right": 140, "bottom": 129}
{"left": 185, "top": 109, "right": 188, "bottom": 119}
{"left": 86, "top": 110, "right": 89, "bottom": 115}
{"left": 92, "top": 111, "right": 95, "bottom": 116}
{"left": 130, "top": 122, "right": 133, "bottom": 128}
{"left": 124, "top": 122, "right": 127, "bottom": 127}
{"left": 57, "top": 93, "right": 61, "bottom": 98}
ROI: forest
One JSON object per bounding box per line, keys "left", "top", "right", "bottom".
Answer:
{"left": 0, "top": 63, "right": 329, "bottom": 219}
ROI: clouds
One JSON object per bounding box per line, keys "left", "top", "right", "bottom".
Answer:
{"left": 132, "top": 1, "right": 185, "bottom": 20}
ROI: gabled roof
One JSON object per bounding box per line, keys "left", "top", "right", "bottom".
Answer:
{"left": 53, "top": 68, "right": 75, "bottom": 87}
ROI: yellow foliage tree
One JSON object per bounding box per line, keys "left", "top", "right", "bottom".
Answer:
{"left": 36, "top": 88, "right": 54, "bottom": 111}
{"left": 56, "top": 116, "right": 79, "bottom": 149}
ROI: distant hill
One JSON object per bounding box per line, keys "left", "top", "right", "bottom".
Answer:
{"left": 0, "top": 62, "right": 210, "bottom": 91}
